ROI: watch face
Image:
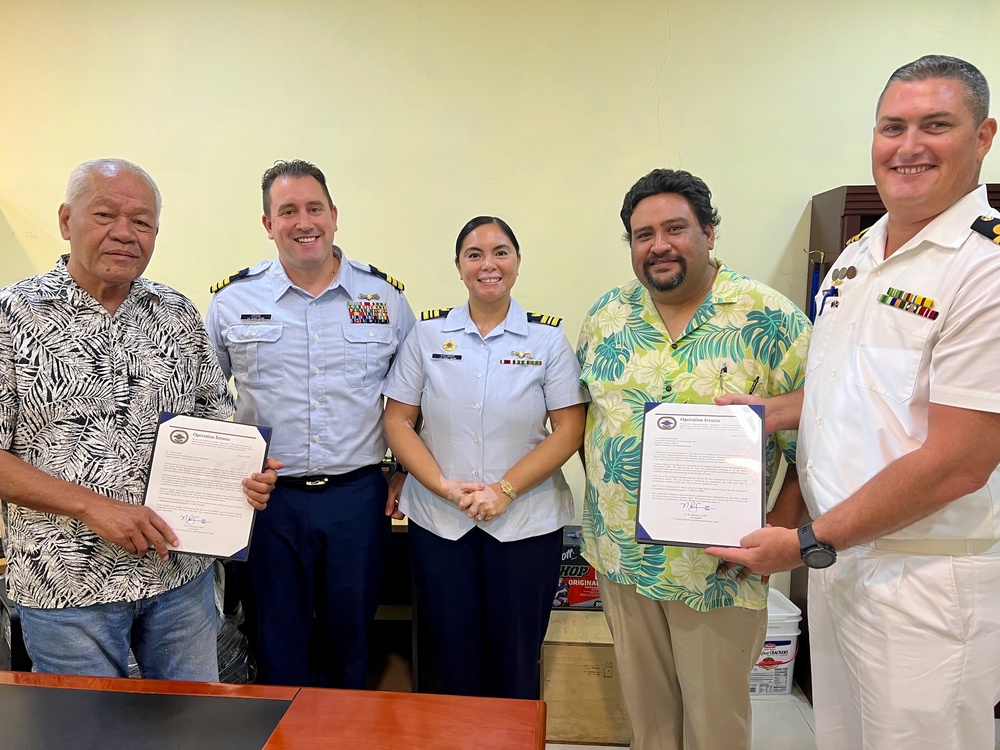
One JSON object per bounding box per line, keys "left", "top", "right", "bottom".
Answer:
{"left": 803, "top": 546, "right": 836, "bottom": 569}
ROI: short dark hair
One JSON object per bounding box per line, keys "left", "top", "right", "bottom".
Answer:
{"left": 261, "top": 160, "right": 334, "bottom": 216}
{"left": 455, "top": 216, "right": 520, "bottom": 260}
{"left": 620, "top": 169, "right": 720, "bottom": 242}
{"left": 878, "top": 55, "right": 990, "bottom": 125}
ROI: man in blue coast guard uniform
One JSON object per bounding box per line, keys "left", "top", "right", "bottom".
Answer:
{"left": 206, "top": 160, "right": 415, "bottom": 687}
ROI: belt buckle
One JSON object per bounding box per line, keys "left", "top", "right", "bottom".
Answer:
{"left": 305, "top": 477, "right": 328, "bottom": 487}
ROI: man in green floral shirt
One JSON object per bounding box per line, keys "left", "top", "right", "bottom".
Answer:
{"left": 577, "top": 169, "right": 810, "bottom": 750}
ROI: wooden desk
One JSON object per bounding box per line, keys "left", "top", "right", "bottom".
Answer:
{"left": 0, "top": 671, "right": 546, "bottom": 750}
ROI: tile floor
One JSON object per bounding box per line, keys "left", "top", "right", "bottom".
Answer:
{"left": 544, "top": 687, "right": 816, "bottom": 750}
{"left": 544, "top": 692, "right": 1000, "bottom": 750}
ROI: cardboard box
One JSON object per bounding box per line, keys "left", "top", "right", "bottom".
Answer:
{"left": 541, "top": 609, "right": 630, "bottom": 745}
{"left": 553, "top": 526, "right": 602, "bottom": 610}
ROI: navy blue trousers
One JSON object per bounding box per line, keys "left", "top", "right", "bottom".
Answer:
{"left": 247, "top": 466, "right": 389, "bottom": 687}
{"left": 408, "top": 522, "right": 562, "bottom": 699}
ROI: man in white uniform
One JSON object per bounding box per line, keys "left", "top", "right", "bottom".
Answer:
{"left": 709, "top": 55, "right": 1000, "bottom": 749}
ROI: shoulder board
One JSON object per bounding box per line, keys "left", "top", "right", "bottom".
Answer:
{"left": 420, "top": 308, "right": 453, "bottom": 321}
{"left": 844, "top": 226, "right": 871, "bottom": 247}
{"left": 366, "top": 264, "right": 405, "bottom": 292}
{"left": 210, "top": 268, "right": 250, "bottom": 294}
{"left": 527, "top": 312, "right": 562, "bottom": 327}
{"left": 971, "top": 215, "right": 1000, "bottom": 245}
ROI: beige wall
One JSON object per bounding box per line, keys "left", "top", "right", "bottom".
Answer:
{"left": 3, "top": 0, "right": 999, "bottom": 322}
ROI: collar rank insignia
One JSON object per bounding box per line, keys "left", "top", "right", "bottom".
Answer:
{"left": 972, "top": 216, "right": 1000, "bottom": 245}
{"left": 526, "top": 312, "right": 562, "bottom": 327}
{"left": 421, "top": 308, "right": 452, "bottom": 321}
{"left": 368, "top": 265, "right": 405, "bottom": 291}
{"left": 210, "top": 267, "right": 250, "bottom": 294}
{"left": 844, "top": 226, "right": 871, "bottom": 247}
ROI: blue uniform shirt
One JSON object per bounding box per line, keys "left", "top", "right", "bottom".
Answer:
{"left": 207, "top": 252, "right": 416, "bottom": 476}
{"left": 383, "top": 298, "right": 588, "bottom": 542}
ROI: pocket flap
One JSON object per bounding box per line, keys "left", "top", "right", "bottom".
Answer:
{"left": 226, "top": 323, "right": 284, "bottom": 343}
{"left": 343, "top": 325, "right": 394, "bottom": 344}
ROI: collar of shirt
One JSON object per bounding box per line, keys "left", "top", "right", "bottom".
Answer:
{"left": 265, "top": 246, "right": 358, "bottom": 301}
{"left": 861, "top": 184, "right": 992, "bottom": 262}
{"left": 635, "top": 259, "right": 740, "bottom": 337}
{"left": 442, "top": 297, "right": 530, "bottom": 339}
{"left": 36, "top": 254, "right": 162, "bottom": 309}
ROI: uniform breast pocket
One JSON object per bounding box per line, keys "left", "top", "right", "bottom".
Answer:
{"left": 225, "top": 323, "right": 284, "bottom": 389}
{"left": 806, "top": 305, "right": 841, "bottom": 373}
{"left": 850, "top": 305, "right": 933, "bottom": 402}
{"left": 343, "top": 325, "right": 396, "bottom": 387}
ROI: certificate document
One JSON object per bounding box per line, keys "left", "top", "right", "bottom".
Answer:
{"left": 636, "top": 402, "right": 764, "bottom": 548}
{"left": 144, "top": 413, "right": 272, "bottom": 560}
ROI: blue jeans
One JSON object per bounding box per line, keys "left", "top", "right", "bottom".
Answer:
{"left": 18, "top": 568, "right": 218, "bottom": 681}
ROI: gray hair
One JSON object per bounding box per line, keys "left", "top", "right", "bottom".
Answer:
{"left": 878, "top": 55, "right": 990, "bottom": 125}
{"left": 64, "top": 158, "right": 163, "bottom": 219}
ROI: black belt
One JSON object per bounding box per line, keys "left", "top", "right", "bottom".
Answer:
{"left": 275, "top": 464, "right": 382, "bottom": 491}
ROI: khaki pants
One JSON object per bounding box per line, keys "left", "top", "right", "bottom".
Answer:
{"left": 599, "top": 573, "right": 767, "bottom": 750}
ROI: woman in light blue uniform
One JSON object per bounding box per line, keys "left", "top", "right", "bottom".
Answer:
{"left": 383, "top": 216, "right": 586, "bottom": 699}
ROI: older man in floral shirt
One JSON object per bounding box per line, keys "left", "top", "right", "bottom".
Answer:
{"left": 577, "top": 169, "right": 810, "bottom": 750}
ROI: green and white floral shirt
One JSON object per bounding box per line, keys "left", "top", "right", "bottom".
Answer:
{"left": 577, "top": 261, "right": 811, "bottom": 611}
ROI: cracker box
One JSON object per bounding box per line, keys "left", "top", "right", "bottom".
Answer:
{"left": 553, "top": 526, "right": 602, "bottom": 610}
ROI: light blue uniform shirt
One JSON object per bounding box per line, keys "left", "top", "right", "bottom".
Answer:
{"left": 207, "top": 252, "right": 416, "bottom": 476}
{"left": 383, "top": 298, "right": 588, "bottom": 542}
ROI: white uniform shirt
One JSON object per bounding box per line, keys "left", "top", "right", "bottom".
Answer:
{"left": 384, "top": 298, "right": 588, "bottom": 542}
{"left": 207, "top": 253, "right": 415, "bottom": 476}
{"left": 800, "top": 186, "right": 1000, "bottom": 542}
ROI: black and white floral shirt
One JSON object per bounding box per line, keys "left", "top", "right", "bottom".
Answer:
{"left": 0, "top": 257, "right": 235, "bottom": 608}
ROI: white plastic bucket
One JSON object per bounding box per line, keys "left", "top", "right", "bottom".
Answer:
{"left": 750, "top": 589, "right": 802, "bottom": 695}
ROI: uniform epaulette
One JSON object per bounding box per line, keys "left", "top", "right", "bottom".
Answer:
{"left": 421, "top": 308, "right": 452, "bottom": 321}
{"left": 971, "top": 215, "right": 1000, "bottom": 245}
{"left": 527, "top": 312, "right": 562, "bottom": 327}
{"left": 210, "top": 268, "right": 250, "bottom": 294}
{"left": 367, "top": 264, "right": 405, "bottom": 292}
{"left": 845, "top": 226, "right": 871, "bottom": 247}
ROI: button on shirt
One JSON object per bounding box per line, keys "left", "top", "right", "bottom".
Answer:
{"left": 207, "top": 254, "right": 416, "bottom": 476}
{"left": 801, "top": 186, "right": 1000, "bottom": 542}
{"left": 0, "top": 258, "right": 233, "bottom": 608}
{"left": 383, "top": 299, "right": 588, "bottom": 542}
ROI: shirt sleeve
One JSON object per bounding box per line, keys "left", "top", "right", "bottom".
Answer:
{"left": 394, "top": 293, "right": 417, "bottom": 351}
{"left": 543, "top": 324, "right": 590, "bottom": 411}
{"left": 0, "top": 299, "right": 17, "bottom": 451}
{"left": 770, "top": 308, "right": 812, "bottom": 465}
{"left": 205, "top": 293, "right": 233, "bottom": 380}
{"left": 929, "top": 248, "right": 1000, "bottom": 413}
{"left": 384, "top": 322, "right": 424, "bottom": 406}
{"left": 179, "top": 298, "right": 235, "bottom": 420}
{"left": 576, "top": 306, "right": 600, "bottom": 372}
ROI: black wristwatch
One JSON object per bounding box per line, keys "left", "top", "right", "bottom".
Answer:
{"left": 798, "top": 523, "right": 837, "bottom": 569}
